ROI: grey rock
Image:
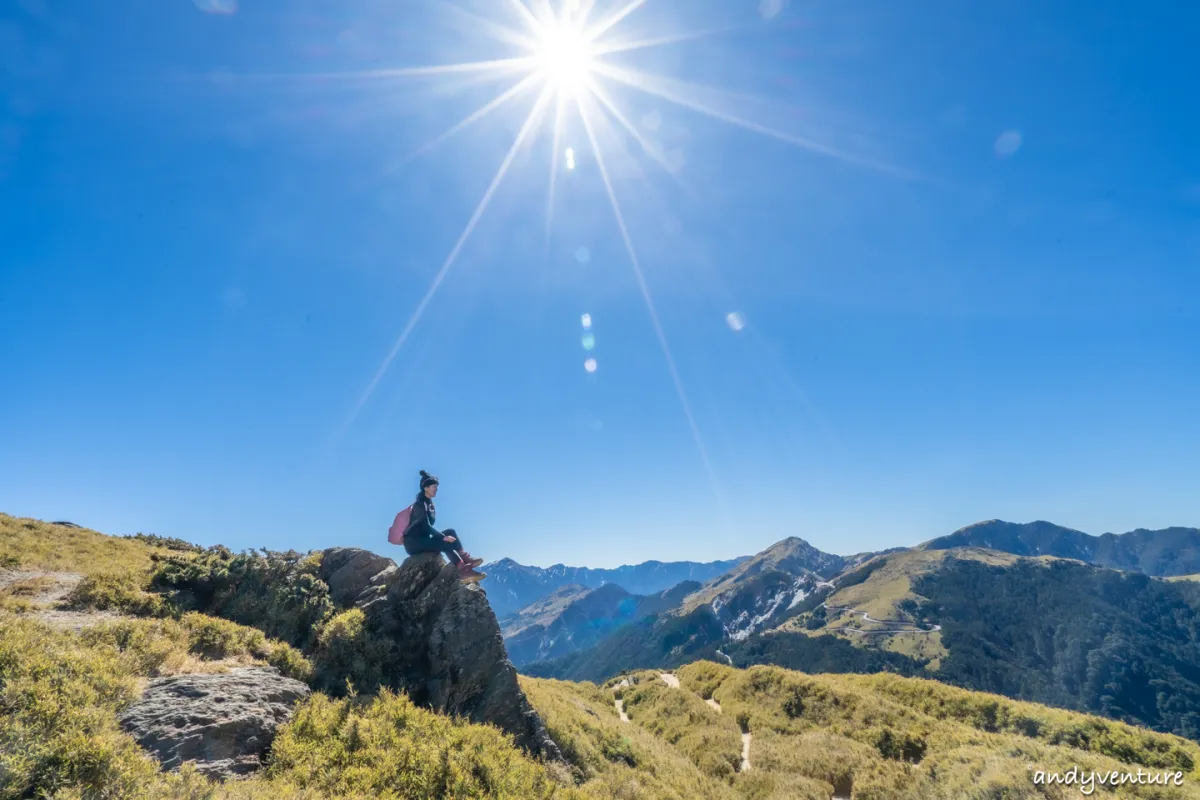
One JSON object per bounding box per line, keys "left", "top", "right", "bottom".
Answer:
{"left": 119, "top": 667, "right": 310, "bottom": 780}
{"left": 317, "top": 548, "right": 563, "bottom": 762}
{"left": 319, "top": 546, "right": 397, "bottom": 607}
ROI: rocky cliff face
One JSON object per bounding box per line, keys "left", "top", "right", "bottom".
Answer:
{"left": 317, "top": 547, "right": 562, "bottom": 762}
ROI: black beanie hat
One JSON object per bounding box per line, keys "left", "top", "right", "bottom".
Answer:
{"left": 419, "top": 470, "right": 439, "bottom": 489}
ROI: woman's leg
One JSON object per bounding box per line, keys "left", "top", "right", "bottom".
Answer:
{"left": 434, "top": 529, "right": 464, "bottom": 565}
{"left": 405, "top": 534, "right": 461, "bottom": 563}
{"left": 443, "top": 529, "right": 483, "bottom": 567}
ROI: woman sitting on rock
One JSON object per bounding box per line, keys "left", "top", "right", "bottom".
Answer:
{"left": 404, "top": 470, "right": 486, "bottom": 583}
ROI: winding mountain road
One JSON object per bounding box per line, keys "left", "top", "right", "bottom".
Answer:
{"left": 820, "top": 603, "right": 941, "bottom": 634}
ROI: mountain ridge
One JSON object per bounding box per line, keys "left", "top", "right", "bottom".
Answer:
{"left": 921, "top": 519, "right": 1200, "bottom": 576}
{"left": 520, "top": 520, "right": 1200, "bottom": 743}
{"left": 480, "top": 554, "right": 750, "bottom": 618}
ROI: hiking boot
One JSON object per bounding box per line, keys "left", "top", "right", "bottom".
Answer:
{"left": 458, "top": 567, "right": 487, "bottom": 583}
{"left": 461, "top": 553, "right": 485, "bottom": 568}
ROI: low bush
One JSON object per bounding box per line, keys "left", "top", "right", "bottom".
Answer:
{"left": 0, "top": 615, "right": 162, "bottom": 799}
{"left": 266, "top": 690, "right": 576, "bottom": 799}
{"left": 80, "top": 614, "right": 313, "bottom": 682}
{"left": 66, "top": 571, "right": 170, "bottom": 617}
{"left": 309, "top": 608, "right": 389, "bottom": 694}
{"left": 152, "top": 547, "right": 334, "bottom": 650}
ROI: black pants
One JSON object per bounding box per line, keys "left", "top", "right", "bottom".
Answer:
{"left": 404, "top": 528, "right": 464, "bottom": 564}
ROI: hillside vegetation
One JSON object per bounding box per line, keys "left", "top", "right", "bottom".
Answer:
{"left": 921, "top": 519, "right": 1200, "bottom": 577}
{"left": 552, "top": 542, "right": 1200, "bottom": 745}
{"left": 7, "top": 512, "right": 1200, "bottom": 798}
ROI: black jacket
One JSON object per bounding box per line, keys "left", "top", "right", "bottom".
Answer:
{"left": 405, "top": 493, "right": 441, "bottom": 542}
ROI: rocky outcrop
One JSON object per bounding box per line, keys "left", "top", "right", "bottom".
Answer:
{"left": 320, "top": 546, "right": 396, "bottom": 607}
{"left": 118, "top": 667, "right": 310, "bottom": 779}
{"left": 317, "top": 547, "right": 562, "bottom": 762}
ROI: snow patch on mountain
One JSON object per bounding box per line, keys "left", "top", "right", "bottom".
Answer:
{"left": 712, "top": 574, "right": 818, "bottom": 641}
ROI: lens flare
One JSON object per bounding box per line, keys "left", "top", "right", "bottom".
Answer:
{"left": 332, "top": 0, "right": 922, "bottom": 511}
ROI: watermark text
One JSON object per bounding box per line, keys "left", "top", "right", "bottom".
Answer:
{"left": 1033, "top": 767, "right": 1184, "bottom": 795}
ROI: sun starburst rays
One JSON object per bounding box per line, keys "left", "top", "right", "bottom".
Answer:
{"left": 337, "top": 0, "right": 914, "bottom": 499}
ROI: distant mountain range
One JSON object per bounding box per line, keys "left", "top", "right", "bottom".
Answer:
{"left": 921, "top": 519, "right": 1200, "bottom": 576}
{"left": 499, "top": 580, "right": 699, "bottom": 667}
{"left": 479, "top": 555, "right": 747, "bottom": 618}
{"left": 515, "top": 519, "right": 1200, "bottom": 741}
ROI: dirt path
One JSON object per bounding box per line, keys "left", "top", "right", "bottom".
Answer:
{"left": 612, "top": 678, "right": 631, "bottom": 723}
{"left": 0, "top": 570, "right": 119, "bottom": 631}
{"left": 706, "top": 697, "right": 722, "bottom": 713}
{"left": 740, "top": 732, "right": 752, "bottom": 771}
{"left": 658, "top": 672, "right": 680, "bottom": 688}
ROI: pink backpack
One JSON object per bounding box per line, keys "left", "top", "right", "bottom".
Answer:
{"left": 388, "top": 505, "right": 413, "bottom": 545}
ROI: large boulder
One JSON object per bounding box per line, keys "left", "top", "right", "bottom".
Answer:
{"left": 319, "top": 546, "right": 396, "bottom": 607}
{"left": 317, "top": 548, "right": 562, "bottom": 762}
{"left": 118, "top": 667, "right": 310, "bottom": 779}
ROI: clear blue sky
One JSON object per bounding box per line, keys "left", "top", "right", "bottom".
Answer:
{"left": 2, "top": 0, "right": 1197, "bottom": 568}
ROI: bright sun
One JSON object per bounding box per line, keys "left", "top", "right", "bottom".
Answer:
{"left": 531, "top": 21, "right": 596, "bottom": 96}
{"left": 348, "top": 0, "right": 911, "bottom": 476}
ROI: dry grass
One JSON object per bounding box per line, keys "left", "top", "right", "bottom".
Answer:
{"left": 666, "top": 660, "right": 1200, "bottom": 799}
{"left": 521, "top": 676, "right": 737, "bottom": 800}
{"left": 0, "top": 513, "right": 169, "bottom": 574}
{"left": 0, "top": 574, "right": 58, "bottom": 597}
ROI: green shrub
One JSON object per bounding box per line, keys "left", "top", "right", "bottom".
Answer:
{"left": 871, "top": 726, "right": 927, "bottom": 763}
{"left": 180, "top": 613, "right": 312, "bottom": 682}
{"left": 267, "top": 690, "right": 577, "bottom": 799}
{"left": 0, "top": 615, "right": 162, "bottom": 799}
{"left": 81, "top": 618, "right": 191, "bottom": 676}
{"left": 79, "top": 615, "right": 313, "bottom": 683}
{"left": 66, "top": 571, "right": 169, "bottom": 617}
{"left": 123, "top": 532, "right": 203, "bottom": 553}
{"left": 310, "top": 608, "right": 390, "bottom": 694}
{"left": 153, "top": 548, "right": 334, "bottom": 649}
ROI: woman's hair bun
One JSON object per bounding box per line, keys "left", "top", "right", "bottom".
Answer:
{"left": 419, "top": 469, "right": 430, "bottom": 478}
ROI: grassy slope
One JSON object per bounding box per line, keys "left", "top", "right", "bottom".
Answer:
{"left": 826, "top": 548, "right": 1017, "bottom": 620}
{"left": 771, "top": 548, "right": 1055, "bottom": 668}
{"left": 0, "top": 513, "right": 169, "bottom": 573}
{"left": 663, "top": 661, "right": 1200, "bottom": 799}
{"left": 8, "top": 514, "right": 1200, "bottom": 799}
